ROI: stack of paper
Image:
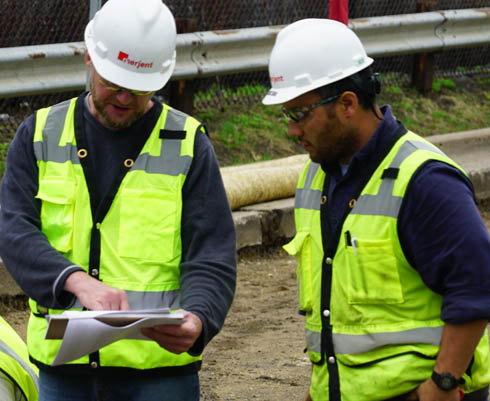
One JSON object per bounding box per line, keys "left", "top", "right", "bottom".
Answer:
{"left": 45, "top": 308, "right": 185, "bottom": 366}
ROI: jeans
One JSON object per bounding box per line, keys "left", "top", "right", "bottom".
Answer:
{"left": 38, "top": 370, "right": 200, "bottom": 401}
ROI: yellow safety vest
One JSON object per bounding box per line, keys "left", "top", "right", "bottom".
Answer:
{"left": 285, "top": 131, "right": 490, "bottom": 400}
{"left": 0, "top": 317, "right": 38, "bottom": 400}
{"left": 28, "top": 96, "right": 202, "bottom": 371}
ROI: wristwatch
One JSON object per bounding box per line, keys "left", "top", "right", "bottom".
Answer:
{"left": 431, "top": 371, "right": 465, "bottom": 391}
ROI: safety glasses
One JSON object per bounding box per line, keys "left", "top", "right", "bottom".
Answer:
{"left": 281, "top": 94, "right": 341, "bottom": 123}
{"left": 98, "top": 78, "right": 153, "bottom": 97}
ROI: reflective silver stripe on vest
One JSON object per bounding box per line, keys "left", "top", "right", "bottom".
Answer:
{"left": 126, "top": 289, "right": 180, "bottom": 310}
{"left": 352, "top": 140, "right": 445, "bottom": 218}
{"left": 350, "top": 192, "right": 403, "bottom": 218}
{"left": 306, "top": 328, "right": 322, "bottom": 353}
{"left": 34, "top": 100, "right": 193, "bottom": 177}
{"left": 0, "top": 339, "right": 38, "bottom": 392}
{"left": 295, "top": 162, "right": 322, "bottom": 210}
{"left": 72, "top": 289, "right": 181, "bottom": 310}
{"left": 306, "top": 325, "right": 443, "bottom": 355}
{"left": 132, "top": 108, "right": 193, "bottom": 176}
{"left": 333, "top": 326, "right": 443, "bottom": 355}
{"left": 33, "top": 99, "right": 80, "bottom": 164}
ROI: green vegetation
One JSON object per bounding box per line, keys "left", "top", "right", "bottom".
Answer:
{"left": 0, "top": 142, "right": 8, "bottom": 177}
{"left": 200, "top": 101, "right": 303, "bottom": 166}
{"left": 195, "top": 83, "right": 267, "bottom": 104}
{"left": 198, "top": 75, "right": 490, "bottom": 167}
{"left": 0, "top": 125, "right": 15, "bottom": 177}
{"left": 432, "top": 78, "right": 456, "bottom": 92}
{"left": 377, "top": 76, "right": 490, "bottom": 137}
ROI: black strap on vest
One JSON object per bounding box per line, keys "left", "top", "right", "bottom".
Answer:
{"left": 160, "top": 130, "right": 186, "bottom": 139}
{"left": 382, "top": 167, "right": 400, "bottom": 179}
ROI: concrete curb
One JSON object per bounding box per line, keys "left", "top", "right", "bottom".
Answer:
{"left": 2, "top": 129, "right": 490, "bottom": 298}
{"left": 234, "top": 198, "right": 295, "bottom": 250}
{"left": 428, "top": 127, "right": 490, "bottom": 151}
{"left": 430, "top": 128, "right": 490, "bottom": 201}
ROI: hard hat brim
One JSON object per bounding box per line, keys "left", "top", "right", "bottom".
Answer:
{"left": 262, "top": 56, "right": 374, "bottom": 106}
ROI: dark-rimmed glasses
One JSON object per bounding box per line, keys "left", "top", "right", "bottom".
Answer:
{"left": 281, "top": 94, "right": 341, "bottom": 123}
{"left": 98, "top": 78, "right": 153, "bottom": 97}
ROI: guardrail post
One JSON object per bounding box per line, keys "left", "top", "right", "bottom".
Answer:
{"left": 89, "top": 0, "right": 101, "bottom": 19}
{"left": 168, "top": 18, "right": 197, "bottom": 115}
{"left": 411, "top": 0, "right": 437, "bottom": 95}
{"left": 86, "top": 0, "right": 102, "bottom": 91}
{"left": 329, "top": 0, "right": 349, "bottom": 24}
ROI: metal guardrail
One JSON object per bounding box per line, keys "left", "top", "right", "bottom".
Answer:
{"left": 352, "top": 8, "right": 490, "bottom": 56}
{"left": 0, "top": 8, "right": 489, "bottom": 98}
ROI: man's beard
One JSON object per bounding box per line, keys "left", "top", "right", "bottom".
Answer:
{"left": 311, "top": 111, "right": 359, "bottom": 165}
{"left": 312, "top": 134, "right": 358, "bottom": 165}
{"left": 89, "top": 79, "right": 145, "bottom": 130}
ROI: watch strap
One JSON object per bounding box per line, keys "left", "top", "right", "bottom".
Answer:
{"left": 431, "top": 371, "right": 465, "bottom": 391}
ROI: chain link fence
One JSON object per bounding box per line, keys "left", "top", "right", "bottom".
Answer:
{"left": 1, "top": 0, "right": 489, "bottom": 136}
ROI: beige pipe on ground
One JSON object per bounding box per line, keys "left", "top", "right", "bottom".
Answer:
{"left": 221, "top": 154, "right": 308, "bottom": 210}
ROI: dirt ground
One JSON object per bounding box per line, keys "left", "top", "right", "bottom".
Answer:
{"left": 199, "top": 247, "right": 310, "bottom": 401}
{"left": 3, "top": 203, "right": 490, "bottom": 400}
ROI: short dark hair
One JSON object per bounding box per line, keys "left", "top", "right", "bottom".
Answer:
{"left": 314, "top": 66, "right": 380, "bottom": 111}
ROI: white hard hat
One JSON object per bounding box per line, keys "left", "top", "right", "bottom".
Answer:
{"left": 85, "top": 0, "right": 177, "bottom": 92}
{"left": 262, "top": 19, "right": 373, "bottom": 105}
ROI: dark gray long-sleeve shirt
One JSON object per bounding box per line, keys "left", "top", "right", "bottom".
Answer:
{"left": 0, "top": 94, "right": 237, "bottom": 357}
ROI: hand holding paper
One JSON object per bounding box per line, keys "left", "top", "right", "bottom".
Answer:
{"left": 45, "top": 308, "right": 185, "bottom": 366}
{"left": 141, "top": 311, "right": 203, "bottom": 354}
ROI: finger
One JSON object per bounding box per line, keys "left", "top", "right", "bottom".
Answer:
{"left": 92, "top": 299, "right": 107, "bottom": 311}
{"left": 119, "top": 291, "right": 130, "bottom": 311}
{"left": 143, "top": 328, "right": 183, "bottom": 344}
{"left": 110, "top": 290, "right": 130, "bottom": 310}
{"left": 147, "top": 327, "right": 194, "bottom": 347}
{"left": 141, "top": 328, "right": 190, "bottom": 353}
{"left": 152, "top": 323, "right": 185, "bottom": 337}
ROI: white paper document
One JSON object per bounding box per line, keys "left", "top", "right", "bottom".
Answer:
{"left": 45, "top": 308, "right": 185, "bottom": 366}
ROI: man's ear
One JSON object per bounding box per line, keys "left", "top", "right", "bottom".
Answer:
{"left": 85, "top": 51, "right": 92, "bottom": 68}
{"left": 337, "top": 91, "right": 359, "bottom": 118}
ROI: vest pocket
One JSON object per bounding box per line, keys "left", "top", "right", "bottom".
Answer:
{"left": 346, "top": 237, "right": 404, "bottom": 304}
{"left": 283, "top": 231, "right": 313, "bottom": 312}
{"left": 118, "top": 188, "right": 179, "bottom": 262}
{"left": 36, "top": 179, "right": 76, "bottom": 253}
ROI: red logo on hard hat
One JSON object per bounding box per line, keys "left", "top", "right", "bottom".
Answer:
{"left": 270, "top": 76, "right": 284, "bottom": 83}
{"left": 118, "top": 51, "right": 129, "bottom": 61}
{"left": 117, "top": 51, "right": 153, "bottom": 69}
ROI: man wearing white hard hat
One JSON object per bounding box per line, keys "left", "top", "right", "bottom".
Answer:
{"left": 0, "top": 0, "right": 236, "bottom": 400}
{"left": 263, "top": 18, "right": 490, "bottom": 401}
